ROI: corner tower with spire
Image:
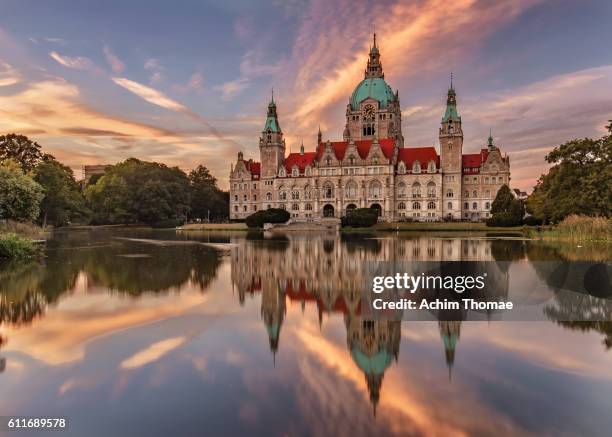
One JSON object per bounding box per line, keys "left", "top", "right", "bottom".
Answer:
{"left": 440, "top": 76, "right": 464, "bottom": 219}
{"left": 259, "top": 90, "right": 286, "bottom": 179}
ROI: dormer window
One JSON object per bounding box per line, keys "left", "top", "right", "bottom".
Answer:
{"left": 326, "top": 157, "right": 332, "bottom": 166}
{"left": 279, "top": 167, "right": 286, "bottom": 177}
{"left": 398, "top": 161, "right": 406, "bottom": 174}
{"left": 292, "top": 166, "right": 299, "bottom": 177}
{"left": 413, "top": 160, "right": 421, "bottom": 173}
{"left": 428, "top": 160, "right": 436, "bottom": 173}
{"left": 349, "top": 155, "right": 355, "bottom": 165}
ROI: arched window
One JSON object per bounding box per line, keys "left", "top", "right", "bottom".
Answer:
{"left": 348, "top": 155, "right": 355, "bottom": 165}
{"left": 413, "top": 160, "right": 421, "bottom": 173}
{"left": 464, "top": 190, "right": 469, "bottom": 197}
{"left": 473, "top": 190, "right": 478, "bottom": 197}
{"left": 305, "top": 203, "right": 313, "bottom": 210}
{"left": 447, "top": 202, "right": 452, "bottom": 209}
{"left": 428, "top": 160, "right": 436, "bottom": 173}
{"left": 398, "top": 202, "right": 406, "bottom": 210}
{"left": 472, "top": 202, "right": 478, "bottom": 210}
{"left": 412, "top": 202, "right": 421, "bottom": 210}
{"left": 291, "top": 190, "right": 299, "bottom": 200}
{"left": 266, "top": 192, "right": 272, "bottom": 201}
{"left": 369, "top": 180, "right": 382, "bottom": 198}
{"left": 398, "top": 161, "right": 406, "bottom": 174}
{"left": 304, "top": 186, "right": 311, "bottom": 199}
{"left": 326, "top": 157, "right": 332, "bottom": 166}
{"left": 412, "top": 182, "right": 421, "bottom": 198}
{"left": 397, "top": 182, "right": 406, "bottom": 198}
{"left": 485, "top": 189, "right": 491, "bottom": 197}
{"left": 279, "top": 186, "right": 287, "bottom": 201}
{"left": 292, "top": 166, "right": 299, "bottom": 177}
{"left": 345, "top": 181, "right": 358, "bottom": 198}
{"left": 446, "top": 189, "right": 454, "bottom": 198}
{"left": 243, "top": 194, "right": 248, "bottom": 201}
{"left": 464, "top": 202, "right": 469, "bottom": 209}
{"left": 323, "top": 182, "right": 334, "bottom": 199}
{"left": 292, "top": 203, "right": 299, "bottom": 211}
{"left": 427, "top": 181, "right": 436, "bottom": 197}
{"left": 428, "top": 201, "right": 435, "bottom": 210}
{"left": 485, "top": 202, "right": 490, "bottom": 210}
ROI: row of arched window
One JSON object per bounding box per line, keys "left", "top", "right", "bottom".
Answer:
{"left": 397, "top": 202, "right": 437, "bottom": 210}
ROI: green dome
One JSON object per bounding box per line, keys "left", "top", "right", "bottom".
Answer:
{"left": 350, "top": 78, "right": 395, "bottom": 111}
{"left": 351, "top": 346, "right": 392, "bottom": 375}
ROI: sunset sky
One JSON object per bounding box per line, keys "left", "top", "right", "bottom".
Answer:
{"left": 1, "top": 0, "right": 611, "bottom": 191}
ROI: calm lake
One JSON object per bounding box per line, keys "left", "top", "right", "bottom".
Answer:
{"left": 1, "top": 229, "right": 611, "bottom": 436}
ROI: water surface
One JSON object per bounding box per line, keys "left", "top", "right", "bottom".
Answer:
{"left": 1, "top": 229, "right": 611, "bottom": 436}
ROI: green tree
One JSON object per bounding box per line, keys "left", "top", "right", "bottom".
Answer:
{"left": 34, "top": 160, "right": 89, "bottom": 227}
{"left": 0, "top": 160, "right": 44, "bottom": 222}
{"left": 85, "top": 158, "right": 190, "bottom": 226}
{"left": 527, "top": 126, "right": 612, "bottom": 223}
{"left": 0, "top": 134, "right": 53, "bottom": 173}
{"left": 487, "top": 184, "right": 524, "bottom": 227}
{"left": 189, "top": 165, "right": 228, "bottom": 221}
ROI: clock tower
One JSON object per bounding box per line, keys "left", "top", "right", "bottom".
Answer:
{"left": 259, "top": 92, "right": 286, "bottom": 179}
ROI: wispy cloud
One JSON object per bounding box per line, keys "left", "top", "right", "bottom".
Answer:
{"left": 173, "top": 71, "right": 204, "bottom": 94}
{"left": 49, "top": 51, "right": 98, "bottom": 72}
{"left": 216, "top": 77, "right": 249, "bottom": 100}
{"left": 103, "top": 45, "right": 125, "bottom": 73}
{"left": 112, "top": 77, "right": 187, "bottom": 111}
{"left": 0, "top": 60, "right": 20, "bottom": 86}
{"left": 144, "top": 58, "right": 164, "bottom": 84}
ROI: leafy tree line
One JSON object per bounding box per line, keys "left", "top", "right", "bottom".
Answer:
{"left": 0, "top": 133, "right": 229, "bottom": 227}
{"left": 527, "top": 121, "right": 612, "bottom": 223}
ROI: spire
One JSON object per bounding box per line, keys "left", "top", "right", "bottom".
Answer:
{"left": 317, "top": 125, "right": 322, "bottom": 144}
{"left": 300, "top": 140, "right": 304, "bottom": 155}
{"left": 264, "top": 91, "right": 281, "bottom": 133}
{"left": 365, "top": 33, "right": 383, "bottom": 79}
{"left": 487, "top": 129, "right": 497, "bottom": 150}
{"left": 442, "top": 76, "right": 461, "bottom": 123}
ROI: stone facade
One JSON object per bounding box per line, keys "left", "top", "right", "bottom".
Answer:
{"left": 230, "top": 35, "right": 510, "bottom": 222}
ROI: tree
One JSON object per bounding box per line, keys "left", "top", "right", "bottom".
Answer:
{"left": 527, "top": 126, "right": 612, "bottom": 223}
{"left": 34, "top": 160, "right": 89, "bottom": 227}
{"left": 0, "top": 160, "right": 44, "bottom": 222}
{"left": 245, "top": 208, "right": 289, "bottom": 228}
{"left": 85, "top": 158, "right": 190, "bottom": 226}
{"left": 341, "top": 208, "right": 379, "bottom": 228}
{"left": 487, "top": 184, "right": 523, "bottom": 227}
{"left": 189, "top": 165, "right": 228, "bottom": 221}
{"left": 0, "top": 134, "right": 53, "bottom": 173}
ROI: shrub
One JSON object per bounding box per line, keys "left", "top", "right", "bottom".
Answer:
{"left": 523, "top": 215, "right": 543, "bottom": 226}
{"left": 342, "top": 208, "right": 379, "bottom": 228}
{"left": 245, "top": 208, "right": 290, "bottom": 228}
{"left": 486, "top": 212, "right": 522, "bottom": 227}
{"left": 0, "top": 233, "right": 39, "bottom": 259}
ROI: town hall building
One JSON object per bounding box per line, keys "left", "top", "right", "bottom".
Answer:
{"left": 229, "top": 34, "right": 510, "bottom": 222}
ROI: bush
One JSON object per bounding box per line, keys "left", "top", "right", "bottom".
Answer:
{"left": 0, "top": 233, "right": 39, "bottom": 259}
{"left": 245, "top": 208, "right": 290, "bottom": 228}
{"left": 486, "top": 212, "right": 522, "bottom": 227}
{"left": 342, "top": 208, "right": 379, "bottom": 228}
{"left": 522, "top": 215, "right": 543, "bottom": 226}
{"left": 554, "top": 215, "right": 612, "bottom": 241}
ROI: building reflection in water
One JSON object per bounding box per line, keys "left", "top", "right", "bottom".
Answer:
{"left": 230, "top": 234, "right": 506, "bottom": 413}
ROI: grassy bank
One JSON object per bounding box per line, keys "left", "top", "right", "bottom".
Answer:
{"left": 532, "top": 215, "right": 611, "bottom": 242}
{"left": 178, "top": 223, "right": 248, "bottom": 231}
{"left": 0, "top": 233, "right": 41, "bottom": 259}
{"left": 0, "top": 221, "right": 45, "bottom": 260}
{"left": 371, "top": 221, "right": 527, "bottom": 233}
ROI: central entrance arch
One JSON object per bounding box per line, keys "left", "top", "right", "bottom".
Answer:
{"left": 323, "top": 204, "right": 335, "bottom": 218}
{"left": 345, "top": 203, "right": 357, "bottom": 214}
{"left": 370, "top": 203, "right": 382, "bottom": 217}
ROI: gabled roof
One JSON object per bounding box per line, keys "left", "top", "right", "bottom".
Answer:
{"left": 284, "top": 152, "right": 316, "bottom": 173}
{"left": 397, "top": 146, "right": 439, "bottom": 169}
{"left": 461, "top": 149, "right": 490, "bottom": 173}
{"left": 316, "top": 138, "right": 395, "bottom": 162}
{"left": 245, "top": 160, "right": 260, "bottom": 179}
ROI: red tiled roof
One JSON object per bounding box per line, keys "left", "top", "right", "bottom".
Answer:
{"left": 284, "top": 152, "right": 317, "bottom": 173}
{"left": 461, "top": 149, "right": 489, "bottom": 173}
{"left": 245, "top": 160, "right": 261, "bottom": 179}
{"left": 397, "top": 146, "right": 439, "bottom": 169}
{"left": 316, "top": 138, "right": 396, "bottom": 162}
